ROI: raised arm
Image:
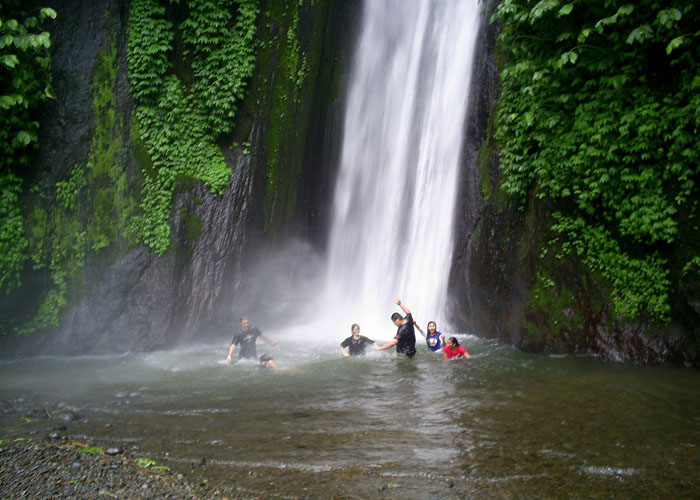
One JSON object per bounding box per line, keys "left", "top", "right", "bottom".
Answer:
{"left": 260, "top": 332, "right": 276, "bottom": 347}
{"left": 395, "top": 298, "right": 411, "bottom": 316}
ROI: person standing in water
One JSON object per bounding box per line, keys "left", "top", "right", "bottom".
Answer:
{"left": 419, "top": 321, "right": 443, "bottom": 353}
{"left": 374, "top": 298, "right": 417, "bottom": 357}
{"left": 443, "top": 336, "right": 471, "bottom": 360}
{"left": 226, "top": 315, "right": 276, "bottom": 363}
{"left": 340, "top": 324, "right": 378, "bottom": 357}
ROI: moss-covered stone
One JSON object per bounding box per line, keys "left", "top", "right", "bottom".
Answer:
{"left": 16, "top": 29, "right": 139, "bottom": 334}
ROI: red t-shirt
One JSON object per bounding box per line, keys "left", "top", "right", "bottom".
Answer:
{"left": 444, "top": 345, "right": 467, "bottom": 358}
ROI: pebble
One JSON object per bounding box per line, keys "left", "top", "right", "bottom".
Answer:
{"left": 105, "top": 448, "right": 122, "bottom": 456}
{"left": 56, "top": 412, "right": 79, "bottom": 423}
{"left": 1, "top": 440, "right": 202, "bottom": 499}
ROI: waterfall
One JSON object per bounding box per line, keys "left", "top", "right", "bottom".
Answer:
{"left": 323, "top": 0, "right": 481, "bottom": 334}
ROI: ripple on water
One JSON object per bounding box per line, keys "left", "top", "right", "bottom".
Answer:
{"left": 580, "top": 465, "right": 641, "bottom": 477}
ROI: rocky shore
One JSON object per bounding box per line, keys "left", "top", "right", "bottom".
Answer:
{"left": 0, "top": 438, "right": 207, "bottom": 499}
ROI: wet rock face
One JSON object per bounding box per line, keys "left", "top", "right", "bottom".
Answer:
{"left": 448, "top": 0, "right": 519, "bottom": 343}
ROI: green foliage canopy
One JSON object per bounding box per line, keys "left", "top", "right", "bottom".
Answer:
{"left": 0, "top": 3, "right": 55, "bottom": 291}
{"left": 492, "top": 0, "right": 700, "bottom": 321}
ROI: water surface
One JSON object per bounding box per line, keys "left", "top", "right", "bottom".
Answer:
{"left": 1, "top": 336, "right": 699, "bottom": 499}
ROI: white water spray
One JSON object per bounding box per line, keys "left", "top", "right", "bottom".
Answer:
{"left": 322, "top": 0, "right": 481, "bottom": 335}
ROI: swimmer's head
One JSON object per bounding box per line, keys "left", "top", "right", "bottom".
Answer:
{"left": 427, "top": 321, "right": 437, "bottom": 334}
{"left": 351, "top": 324, "right": 360, "bottom": 335}
{"left": 259, "top": 353, "right": 274, "bottom": 366}
{"left": 390, "top": 312, "right": 402, "bottom": 325}
{"left": 240, "top": 315, "right": 250, "bottom": 330}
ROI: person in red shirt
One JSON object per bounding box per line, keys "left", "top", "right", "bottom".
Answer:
{"left": 443, "top": 336, "right": 471, "bottom": 361}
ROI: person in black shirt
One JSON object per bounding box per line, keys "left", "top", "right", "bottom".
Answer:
{"left": 226, "top": 315, "right": 276, "bottom": 362}
{"left": 373, "top": 298, "right": 417, "bottom": 357}
{"left": 339, "top": 324, "right": 378, "bottom": 357}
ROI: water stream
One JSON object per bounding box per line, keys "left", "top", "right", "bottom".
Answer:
{"left": 1, "top": 338, "right": 698, "bottom": 499}
{"left": 323, "top": 0, "right": 479, "bottom": 331}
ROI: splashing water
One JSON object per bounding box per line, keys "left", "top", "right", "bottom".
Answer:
{"left": 322, "top": 0, "right": 480, "bottom": 334}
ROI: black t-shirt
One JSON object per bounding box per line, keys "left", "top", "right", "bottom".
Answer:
{"left": 394, "top": 313, "right": 416, "bottom": 357}
{"left": 231, "top": 326, "right": 261, "bottom": 359}
{"left": 341, "top": 335, "right": 374, "bottom": 356}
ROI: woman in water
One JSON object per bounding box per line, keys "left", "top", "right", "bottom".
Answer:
{"left": 340, "top": 324, "right": 377, "bottom": 357}
{"left": 443, "top": 336, "right": 471, "bottom": 361}
{"left": 420, "top": 321, "right": 443, "bottom": 353}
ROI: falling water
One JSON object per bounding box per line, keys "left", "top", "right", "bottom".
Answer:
{"left": 324, "top": 0, "right": 481, "bottom": 331}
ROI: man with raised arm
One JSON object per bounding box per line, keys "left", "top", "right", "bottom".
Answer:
{"left": 373, "top": 298, "right": 417, "bottom": 358}
{"left": 226, "top": 315, "right": 276, "bottom": 362}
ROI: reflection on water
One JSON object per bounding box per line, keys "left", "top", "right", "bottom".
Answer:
{"left": 1, "top": 335, "right": 699, "bottom": 499}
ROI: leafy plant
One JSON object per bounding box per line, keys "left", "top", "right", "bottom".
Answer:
{"left": 135, "top": 457, "right": 157, "bottom": 468}
{"left": 0, "top": 4, "right": 55, "bottom": 292}
{"left": 127, "top": 0, "right": 259, "bottom": 254}
{"left": 79, "top": 446, "right": 104, "bottom": 454}
{"left": 492, "top": 0, "right": 700, "bottom": 322}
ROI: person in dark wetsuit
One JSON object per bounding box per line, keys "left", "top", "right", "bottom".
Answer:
{"left": 373, "top": 298, "right": 417, "bottom": 357}
{"left": 339, "top": 324, "right": 378, "bottom": 357}
{"left": 226, "top": 315, "right": 276, "bottom": 363}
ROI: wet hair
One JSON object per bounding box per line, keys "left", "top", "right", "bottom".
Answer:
{"left": 351, "top": 323, "right": 360, "bottom": 333}
{"left": 240, "top": 315, "right": 249, "bottom": 322}
{"left": 259, "top": 353, "right": 273, "bottom": 363}
{"left": 390, "top": 312, "right": 402, "bottom": 322}
{"left": 448, "top": 336, "right": 460, "bottom": 347}
{"left": 427, "top": 321, "right": 437, "bottom": 334}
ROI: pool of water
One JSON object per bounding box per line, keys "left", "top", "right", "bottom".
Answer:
{"left": 1, "top": 334, "right": 699, "bottom": 499}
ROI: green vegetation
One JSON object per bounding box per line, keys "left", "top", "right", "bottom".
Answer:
{"left": 524, "top": 272, "right": 584, "bottom": 342}
{"left": 126, "top": 0, "right": 258, "bottom": 254}
{"left": 79, "top": 446, "right": 104, "bottom": 454}
{"left": 0, "top": 4, "right": 56, "bottom": 292}
{"left": 492, "top": 0, "right": 700, "bottom": 322}
{"left": 17, "top": 31, "right": 137, "bottom": 335}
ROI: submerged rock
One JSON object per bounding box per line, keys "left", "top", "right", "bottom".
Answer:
{"left": 55, "top": 411, "right": 79, "bottom": 423}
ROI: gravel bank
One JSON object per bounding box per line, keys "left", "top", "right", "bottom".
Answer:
{"left": 0, "top": 439, "right": 206, "bottom": 499}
